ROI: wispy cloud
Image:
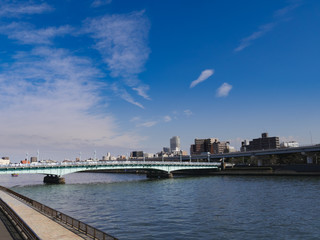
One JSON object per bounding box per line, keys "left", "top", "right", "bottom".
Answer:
{"left": 234, "top": 23, "right": 275, "bottom": 52}
{"left": 234, "top": 3, "right": 300, "bottom": 52}
{"left": 190, "top": 69, "right": 214, "bottom": 88}
{"left": 85, "top": 11, "right": 151, "bottom": 106}
{"left": 133, "top": 85, "right": 151, "bottom": 100}
{"left": 0, "top": 22, "right": 73, "bottom": 45}
{"left": 130, "top": 116, "right": 141, "bottom": 122}
{"left": 274, "top": 3, "right": 300, "bottom": 18}
{"left": 138, "top": 121, "right": 158, "bottom": 128}
{"left": 111, "top": 84, "right": 144, "bottom": 109}
{"left": 0, "top": 1, "right": 53, "bottom": 18}
{"left": 164, "top": 116, "right": 172, "bottom": 122}
{"left": 184, "top": 109, "right": 193, "bottom": 117}
{"left": 216, "top": 83, "right": 232, "bottom": 97}
{"left": 91, "top": 0, "right": 112, "bottom": 8}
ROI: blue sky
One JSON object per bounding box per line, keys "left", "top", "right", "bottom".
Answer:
{"left": 0, "top": 0, "right": 319, "bottom": 161}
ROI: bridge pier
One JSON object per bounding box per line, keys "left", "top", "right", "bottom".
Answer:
{"left": 146, "top": 171, "right": 173, "bottom": 179}
{"left": 43, "top": 175, "right": 65, "bottom": 184}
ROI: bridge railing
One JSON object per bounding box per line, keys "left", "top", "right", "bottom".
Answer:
{"left": 0, "top": 186, "right": 117, "bottom": 240}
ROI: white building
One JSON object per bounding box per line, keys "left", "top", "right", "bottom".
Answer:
{"left": 0, "top": 157, "right": 10, "bottom": 165}
{"left": 280, "top": 141, "right": 299, "bottom": 148}
{"left": 144, "top": 153, "right": 154, "bottom": 158}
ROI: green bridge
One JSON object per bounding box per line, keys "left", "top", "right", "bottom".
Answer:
{"left": 0, "top": 161, "right": 220, "bottom": 183}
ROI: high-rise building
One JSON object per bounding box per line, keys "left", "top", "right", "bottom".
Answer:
{"left": 170, "top": 136, "right": 180, "bottom": 152}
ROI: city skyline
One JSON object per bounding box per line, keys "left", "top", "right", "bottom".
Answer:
{"left": 0, "top": 0, "right": 319, "bottom": 161}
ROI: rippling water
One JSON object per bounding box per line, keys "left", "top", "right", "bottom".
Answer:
{"left": 1, "top": 173, "right": 320, "bottom": 239}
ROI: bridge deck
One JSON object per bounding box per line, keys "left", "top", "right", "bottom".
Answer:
{"left": 0, "top": 190, "right": 85, "bottom": 240}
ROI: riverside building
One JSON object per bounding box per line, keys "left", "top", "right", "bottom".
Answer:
{"left": 241, "top": 133, "right": 280, "bottom": 151}
{"left": 190, "top": 138, "right": 231, "bottom": 155}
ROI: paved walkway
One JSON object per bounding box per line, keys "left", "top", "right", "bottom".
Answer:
{"left": 0, "top": 190, "right": 85, "bottom": 240}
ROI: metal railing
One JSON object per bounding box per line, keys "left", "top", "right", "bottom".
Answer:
{"left": 0, "top": 186, "right": 117, "bottom": 240}
{"left": 0, "top": 197, "right": 40, "bottom": 240}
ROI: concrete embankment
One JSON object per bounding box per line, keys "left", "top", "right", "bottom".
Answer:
{"left": 209, "top": 164, "right": 320, "bottom": 176}
{"left": 170, "top": 164, "right": 320, "bottom": 176}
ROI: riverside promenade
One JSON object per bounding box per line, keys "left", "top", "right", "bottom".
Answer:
{"left": 0, "top": 186, "right": 117, "bottom": 240}
{"left": 0, "top": 190, "right": 85, "bottom": 240}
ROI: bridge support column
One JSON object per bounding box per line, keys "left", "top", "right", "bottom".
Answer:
{"left": 43, "top": 175, "right": 65, "bottom": 184}
{"left": 146, "top": 171, "right": 173, "bottom": 179}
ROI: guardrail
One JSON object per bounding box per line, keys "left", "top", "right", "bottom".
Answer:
{"left": 0, "top": 197, "right": 40, "bottom": 240}
{"left": 0, "top": 186, "right": 117, "bottom": 240}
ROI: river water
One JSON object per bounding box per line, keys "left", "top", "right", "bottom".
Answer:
{"left": 1, "top": 172, "right": 320, "bottom": 240}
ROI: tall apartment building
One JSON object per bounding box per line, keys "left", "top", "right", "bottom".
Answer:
{"left": 170, "top": 136, "right": 181, "bottom": 152}
{"left": 243, "top": 133, "right": 280, "bottom": 151}
{"left": 190, "top": 138, "right": 229, "bottom": 155}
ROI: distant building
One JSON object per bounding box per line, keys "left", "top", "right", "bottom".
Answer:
{"left": 163, "top": 147, "right": 170, "bottom": 153}
{"left": 212, "top": 140, "right": 230, "bottom": 154}
{"left": 130, "top": 151, "right": 144, "bottom": 158}
{"left": 190, "top": 138, "right": 216, "bottom": 155}
{"left": 280, "top": 141, "right": 299, "bottom": 148}
{"left": 117, "top": 155, "right": 127, "bottom": 160}
{"left": 240, "top": 140, "right": 249, "bottom": 152}
{"left": 102, "top": 153, "right": 111, "bottom": 161}
{"left": 21, "top": 159, "right": 30, "bottom": 164}
{"left": 190, "top": 138, "right": 230, "bottom": 155}
{"left": 144, "top": 153, "right": 153, "bottom": 158}
{"left": 170, "top": 136, "right": 180, "bottom": 152}
{"left": 242, "top": 133, "right": 280, "bottom": 151}
{"left": 0, "top": 157, "right": 10, "bottom": 165}
{"left": 180, "top": 150, "right": 188, "bottom": 156}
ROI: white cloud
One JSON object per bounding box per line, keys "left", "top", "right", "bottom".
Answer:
{"left": 190, "top": 69, "right": 214, "bottom": 88}
{"left": 91, "top": 0, "right": 112, "bottom": 8}
{"left": 0, "top": 22, "right": 73, "bottom": 45}
{"left": 85, "top": 11, "right": 151, "bottom": 106}
{"left": 164, "top": 116, "right": 172, "bottom": 122}
{"left": 0, "top": 2, "right": 53, "bottom": 17}
{"left": 184, "top": 109, "right": 193, "bottom": 117}
{"left": 0, "top": 46, "right": 143, "bottom": 160}
{"left": 216, "top": 83, "right": 232, "bottom": 97}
